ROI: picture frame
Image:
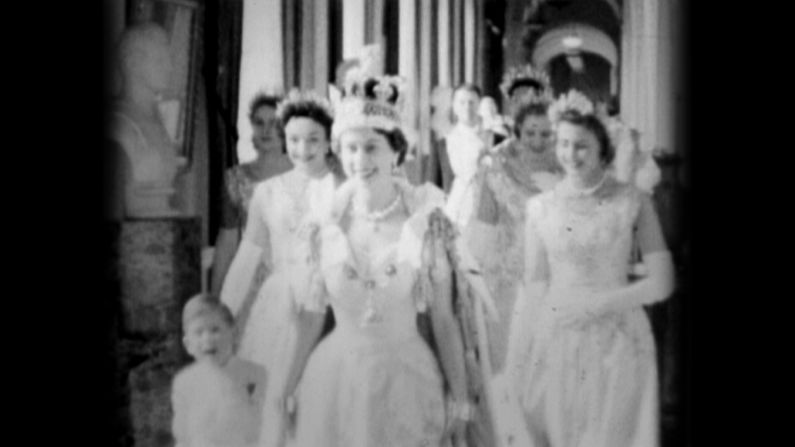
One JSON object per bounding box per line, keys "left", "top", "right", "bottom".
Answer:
{"left": 128, "top": 0, "right": 202, "bottom": 165}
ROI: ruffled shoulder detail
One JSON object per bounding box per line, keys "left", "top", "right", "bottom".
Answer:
{"left": 400, "top": 179, "right": 446, "bottom": 213}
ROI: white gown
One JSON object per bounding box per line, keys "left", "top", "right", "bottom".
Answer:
{"left": 290, "top": 181, "right": 449, "bottom": 447}
{"left": 507, "top": 180, "right": 659, "bottom": 447}
{"left": 220, "top": 171, "right": 337, "bottom": 447}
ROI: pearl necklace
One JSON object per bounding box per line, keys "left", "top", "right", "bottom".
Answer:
{"left": 565, "top": 173, "right": 607, "bottom": 197}
{"left": 353, "top": 186, "right": 403, "bottom": 224}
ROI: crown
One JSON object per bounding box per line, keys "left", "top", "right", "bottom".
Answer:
{"left": 331, "top": 74, "right": 407, "bottom": 140}
{"left": 499, "top": 64, "right": 552, "bottom": 100}
{"left": 547, "top": 89, "right": 595, "bottom": 123}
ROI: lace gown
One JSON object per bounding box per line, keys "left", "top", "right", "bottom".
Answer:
{"left": 221, "top": 171, "right": 337, "bottom": 447}
{"left": 290, "top": 182, "right": 449, "bottom": 447}
{"left": 465, "top": 140, "right": 562, "bottom": 372}
{"left": 513, "top": 180, "right": 659, "bottom": 447}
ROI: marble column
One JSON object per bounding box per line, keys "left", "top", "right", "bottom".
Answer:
{"left": 342, "top": 0, "right": 366, "bottom": 59}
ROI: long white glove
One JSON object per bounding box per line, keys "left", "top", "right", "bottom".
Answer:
{"left": 219, "top": 239, "right": 264, "bottom": 316}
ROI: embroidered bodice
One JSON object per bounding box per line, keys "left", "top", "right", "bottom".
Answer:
{"left": 528, "top": 180, "right": 643, "bottom": 297}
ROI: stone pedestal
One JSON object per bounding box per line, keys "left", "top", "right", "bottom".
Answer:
{"left": 118, "top": 217, "right": 201, "bottom": 334}
{"left": 111, "top": 217, "right": 201, "bottom": 447}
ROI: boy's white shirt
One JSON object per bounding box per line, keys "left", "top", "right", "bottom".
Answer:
{"left": 172, "top": 357, "right": 267, "bottom": 447}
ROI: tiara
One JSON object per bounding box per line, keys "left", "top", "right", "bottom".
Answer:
{"left": 499, "top": 64, "right": 551, "bottom": 99}
{"left": 547, "top": 89, "right": 595, "bottom": 123}
{"left": 275, "top": 88, "right": 335, "bottom": 123}
{"left": 513, "top": 88, "right": 554, "bottom": 107}
{"left": 331, "top": 74, "right": 407, "bottom": 140}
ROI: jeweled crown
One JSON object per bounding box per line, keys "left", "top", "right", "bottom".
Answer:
{"left": 331, "top": 74, "right": 407, "bottom": 140}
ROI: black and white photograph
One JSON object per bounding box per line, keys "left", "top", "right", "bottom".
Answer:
{"left": 98, "top": 0, "right": 691, "bottom": 446}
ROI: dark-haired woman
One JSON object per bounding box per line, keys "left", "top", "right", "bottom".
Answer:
{"left": 503, "top": 91, "right": 675, "bottom": 447}
{"left": 220, "top": 91, "right": 344, "bottom": 447}
{"left": 211, "top": 93, "right": 293, "bottom": 297}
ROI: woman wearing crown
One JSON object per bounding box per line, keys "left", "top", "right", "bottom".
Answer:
{"left": 500, "top": 90, "right": 675, "bottom": 447}
{"left": 459, "top": 65, "right": 563, "bottom": 375}
{"left": 279, "top": 75, "right": 499, "bottom": 447}
{"left": 219, "top": 90, "right": 344, "bottom": 447}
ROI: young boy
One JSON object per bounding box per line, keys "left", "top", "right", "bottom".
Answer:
{"left": 171, "top": 294, "right": 268, "bottom": 447}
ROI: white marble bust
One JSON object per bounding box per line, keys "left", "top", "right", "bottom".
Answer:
{"left": 110, "top": 22, "right": 186, "bottom": 218}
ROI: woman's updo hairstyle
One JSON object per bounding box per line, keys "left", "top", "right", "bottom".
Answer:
{"left": 548, "top": 90, "right": 615, "bottom": 166}
{"left": 275, "top": 90, "right": 341, "bottom": 174}
{"left": 248, "top": 93, "right": 281, "bottom": 122}
{"left": 276, "top": 94, "right": 335, "bottom": 140}
{"left": 512, "top": 102, "right": 549, "bottom": 139}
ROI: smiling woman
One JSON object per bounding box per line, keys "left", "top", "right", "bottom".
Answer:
{"left": 210, "top": 93, "right": 293, "bottom": 298}
{"left": 281, "top": 74, "right": 499, "bottom": 447}
{"left": 219, "top": 90, "right": 344, "bottom": 447}
{"left": 499, "top": 90, "right": 675, "bottom": 447}
{"left": 285, "top": 117, "right": 333, "bottom": 177}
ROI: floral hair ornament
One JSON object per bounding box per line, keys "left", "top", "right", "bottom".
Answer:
{"left": 331, "top": 73, "right": 408, "bottom": 141}
{"left": 547, "top": 89, "right": 596, "bottom": 124}
{"left": 499, "top": 64, "right": 553, "bottom": 104}
{"left": 275, "top": 88, "right": 335, "bottom": 123}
